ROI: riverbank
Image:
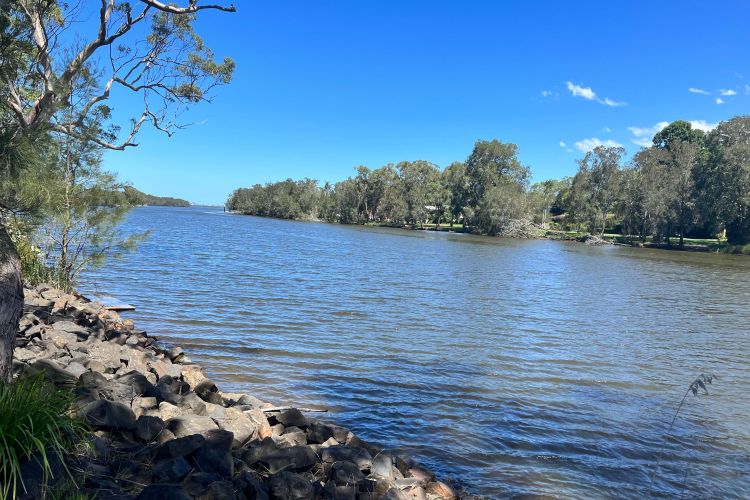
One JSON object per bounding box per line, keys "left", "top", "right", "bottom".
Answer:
{"left": 12, "top": 285, "right": 461, "bottom": 499}
{"left": 227, "top": 211, "right": 740, "bottom": 255}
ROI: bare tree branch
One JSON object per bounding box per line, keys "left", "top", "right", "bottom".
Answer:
{"left": 140, "top": 1, "right": 236, "bottom": 13}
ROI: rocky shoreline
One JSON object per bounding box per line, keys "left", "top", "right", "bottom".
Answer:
{"left": 14, "top": 285, "right": 462, "bottom": 500}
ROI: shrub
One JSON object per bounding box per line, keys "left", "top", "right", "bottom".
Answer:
{"left": 0, "top": 376, "right": 85, "bottom": 499}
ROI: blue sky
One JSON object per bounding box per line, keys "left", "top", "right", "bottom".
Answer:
{"left": 103, "top": 1, "right": 750, "bottom": 205}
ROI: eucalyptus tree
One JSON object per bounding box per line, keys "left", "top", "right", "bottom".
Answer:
{"left": 698, "top": 116, "right": 750, "bottom": 244}
{"left": 573, "top": 146, "right": 624, "bottom": 235}
{"left": 0, "top": 0, "right": 236, "bottom": 381}
{"left": 397, "top": 160, "right": 440, "bottom": 228}
{"left": 442, "top": 161, "right": 468, "bottom": 227}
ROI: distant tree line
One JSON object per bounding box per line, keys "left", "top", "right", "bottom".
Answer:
{"left": 122, "top": 187, "right": 191, "bottom": 207}
{"left": 227, "top": 115, "right": 750, "bottom": 245}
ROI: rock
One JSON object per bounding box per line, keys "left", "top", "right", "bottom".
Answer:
{"left": 62, "top": 361, "right": 87, "bottom": 379}
{"left": 425, "top": 481, "right": 458, "bottom": 499}
{"left": 151, "top": 457, "right": 191, "bottom": 483}
{"left": 260, "top": 445, "right": 319, "bottom": 474}
{"left": 82, "top": 400, "right": 136, "bottom": 430}
{"left": 182, "top": 472, "right": 223, "bottom": 497}
{"left": 148, "top": 401, "right": 182, "bottom": 421}
{"left": 135, "top": 415, "right": 165, "bottom": 442}
{"left": 195, "top": 481, "right": 237, "bottom": 500}
{"left": 234, "top": 471, "right": 269, "bottom": 500}
{"left": 178, "top": 392, "right": 208, "bottom": 415}
{"left": 168, "top": 346, "right": 184, "bottom": 362}
{"left": 306, "top": 421, "right": 333, "bottom": 444}
{"left": 24, "top": 359, "right": 78, "bottom": 387}
{"left": 395, "top": 478, "right": 422, "bottom": 490}
{"left": 167, "top": 415, "right": 218, "bottom": 438}
{"left": 213, "top": 407, "right": 257, "bottom": 447}
{"left": 244, "top": 407, "right": 273, "bottom": 439}
{"left": 149, "top": 359, "right": 183, "bottom": 380}
{"left": 372, "top": 452, "right": 395, "bottom": 482}
{"left": 113, "top": 371, "right": 158, "bottom": 400}
{"left": 407, "top": 466, "right": 434, "bottom": 483}
{"left": 14, "top": 348, "right": 38, "bottom": 363}
{"left": 88, "top": 342, "right": 125, "bottom": 372}
{"left": 271, "top": 424, "right": 285, "bottom": 436}
{"left": 157, "top": 434, "right": 205, "bottom": 459}
{"left": 125, "top": 336, "right": 139, "bottom": 347}
{"left": 136, "top": 484, "right": 191, "bottom": 500}
{"left": 192, "top": 429, "right": 234, "bottom": 478}
{"left": 321, "top": 437, "right": 338, "bottom": 448}
{"left": 321, "top": 445, "right": 372, "bottom": 471}
{"left": 181, "top": 365, "right": 209, "bottom": 388}
{"left": 267, "top": 472, "right": 314, "bottom": 500}
{"left": 383, "top": 487, "right": 409, "bottom": 500}
{"left": 329, "top": 461, "right": 365, "bottom": 486}
{"left": 194, "top": 379, "right": 223, "bottom": 405}
{"left": 404, "top": 485, "right": 427, "bottom": 500}
{"left": 86, "top": 359, "right": 107, "bottom": 373}
{"left": 276, "top": 408, "right": 307, "bottom": 428}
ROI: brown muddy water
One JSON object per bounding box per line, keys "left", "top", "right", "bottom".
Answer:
{"left": 84, "top": 206, "right": 750, "bottom": 499}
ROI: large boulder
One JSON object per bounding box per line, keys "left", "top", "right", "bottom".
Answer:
{"left": 157, "top": 434, "right": 205, "bottom": 459}
{"left": 135, "top": 415, "right": 165, "bottom": 442}
{"left": 329, "top": 461, "right": 365, "bottom": 486}
{"left": 276, "top": 408, "right": 307, "bottom": 428}
{"left": 321, "top": 445, "right": 372, "bottom": 471}
{"left": 371, "top": 452, "right": 395, "bottom": 482}
{"left": 260, "top": 445, "right": 318, "bottom": 474}
{"left": 212, "top": 407, "right": 258, "bottom": 447}
{"left": 192, "top": 429, "right": 234, "bottom": 478}
{"left": 82, "top": 400, "right": 136, "bottom": 430}
{"left": 167, "top": 415, "right": 218, "bottom": 438}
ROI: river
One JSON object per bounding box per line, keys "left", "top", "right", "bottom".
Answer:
{"left": 83, "top": 206, "right": 750, "bottom": 499}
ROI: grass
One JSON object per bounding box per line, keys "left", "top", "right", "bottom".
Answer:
{"left": 0, "top": 376, "right": 86, "bottom": 499}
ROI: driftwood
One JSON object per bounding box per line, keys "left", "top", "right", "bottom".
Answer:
{"left": 252, "top": 406, "right": 328, "bottom": 413}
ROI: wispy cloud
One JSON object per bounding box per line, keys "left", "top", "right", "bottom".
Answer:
{"left": 720, "top": 89, "right": 738, "bottom": 96}
{"left": 689, "top": 120, "right": 718, "bottom": 132}
{"left": 602, "top": 126, "right": 611, "bottom": 133}
{"left": 715, "top": 97, "right": 724, "bottom": 105}
{"left": 628, "top": 121, "right": 669, "bottom": 148}
{"left": 559, "top": 141, "right": 573, "bottom": 153}
{"left": 541, "top": 90, "right": 553, "bottom": 97}
{"left": 688, "top": 87, "right": 711, "bottom": 95}
{"left": 565, "top": 81, "right": 625, "bottom": 107}
{"left": 574, "top": 138, "right": 624, "bottom": 153}
{"left": 746, "top": 84, "right": 750, "bottom": 95}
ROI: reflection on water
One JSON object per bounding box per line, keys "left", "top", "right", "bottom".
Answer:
{"left": 84, "top": 206, "right": 750, "bottom": 499}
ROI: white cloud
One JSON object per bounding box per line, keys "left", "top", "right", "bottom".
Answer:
{"left": 566, "top": 81, "right": 596, "bottom": 100}
{"left": 627, "top": 121, "right": 669, "bottom": 148}
{"left": 601, "top": 97, "right": 626, "bottom": 107}
{"left": 745, "top": 84, "right": 750, "bottom": 95}
{"left": 715, "top": 97, "right": 724, "bottom": 104}
{"left": 720, "top": 89, "right": 738, "bottom": 96}
{"left": 564, "top": 81, "right": 626, "bottom": 106}
{"left": 559, "top": 141, "right": 573, "bottom": 153}
{"left": 559, "top": 141, "right": 566, "bottom": 147}
{"left": 602, "top": 126, "right": 611, "bottom": 133}
{"left": 541, "top": 90, "right": 553, "bottom": 97}
{"left": 688, "top": 120, "right": 718, "bottom": 132}
{"left": 574, "top": 138, "right": 624, "bottom": 153}
{"left": 689, "top": 87, "right": 711, "bottom": 95}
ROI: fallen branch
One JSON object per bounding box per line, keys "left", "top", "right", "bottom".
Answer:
{"left": 251, "top": 406, "right": 328, "bottom": 413}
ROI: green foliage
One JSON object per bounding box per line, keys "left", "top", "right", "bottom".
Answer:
{"left": 0, "top": 375, "right": 86, "bottom": 499}
{"left": 122, "top": 186, "right": 190, "bottom": 207}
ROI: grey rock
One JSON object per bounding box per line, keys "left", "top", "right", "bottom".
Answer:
{"left": 329, "top": 461, "right": 365, "bottom": 486}
{"left": 194, "top": 379, "right": 223, "bottom": 405}
{"left": 234, "top": 470, "right": 269, "bottom": 500}
{"left": 267, "top": 471, "right": 314, "bottom": 500}
{"left": 167, "top": 414, "right": 218, "bottom": 438}
{"left": 195, "top": 480, "right": 236, "bottom": 500}
{"left": 371, "top": 452, "right": 395, "bottom": 482}
{"left": 135, "top": 415, "right": 165, "bottom": 442}
{"left": 156, "top": 434, "right": 205, "bottom": 459}
{"left": 24, "top": 359, "right": 78, "bottom": 387}
{"left": 260, "top": 445, "right": 318, "bottom": 474}
{"left": 82, "top": 399, "right": 136, "bottom": 430}
{"left": 276, "top": 408, "right": 307, "bottom": 428}
{"left": 193, "top": 429, "right": 234, "bottom": 478}
{"left": 383, "top": 487, "right": 409, "bottom": 500}
{"left": 306, "top": 421, "right": 333, "bottom": 444}
{"left": 64, "top": 361, "right": 88, "bottom": 379}
{"left": 151, "top": 457, "right": 191, "bottom": 483}
{"left": 321, "top": 445, "right": 372, "bottom": 471}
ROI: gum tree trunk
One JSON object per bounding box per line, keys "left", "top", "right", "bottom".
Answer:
{"left": 0, "top": 223, "right": 23, "bottom": 382}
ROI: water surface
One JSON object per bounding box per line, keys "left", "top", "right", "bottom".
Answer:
{"left": 84, "top": 206, "right": 750, "bottom": 499}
